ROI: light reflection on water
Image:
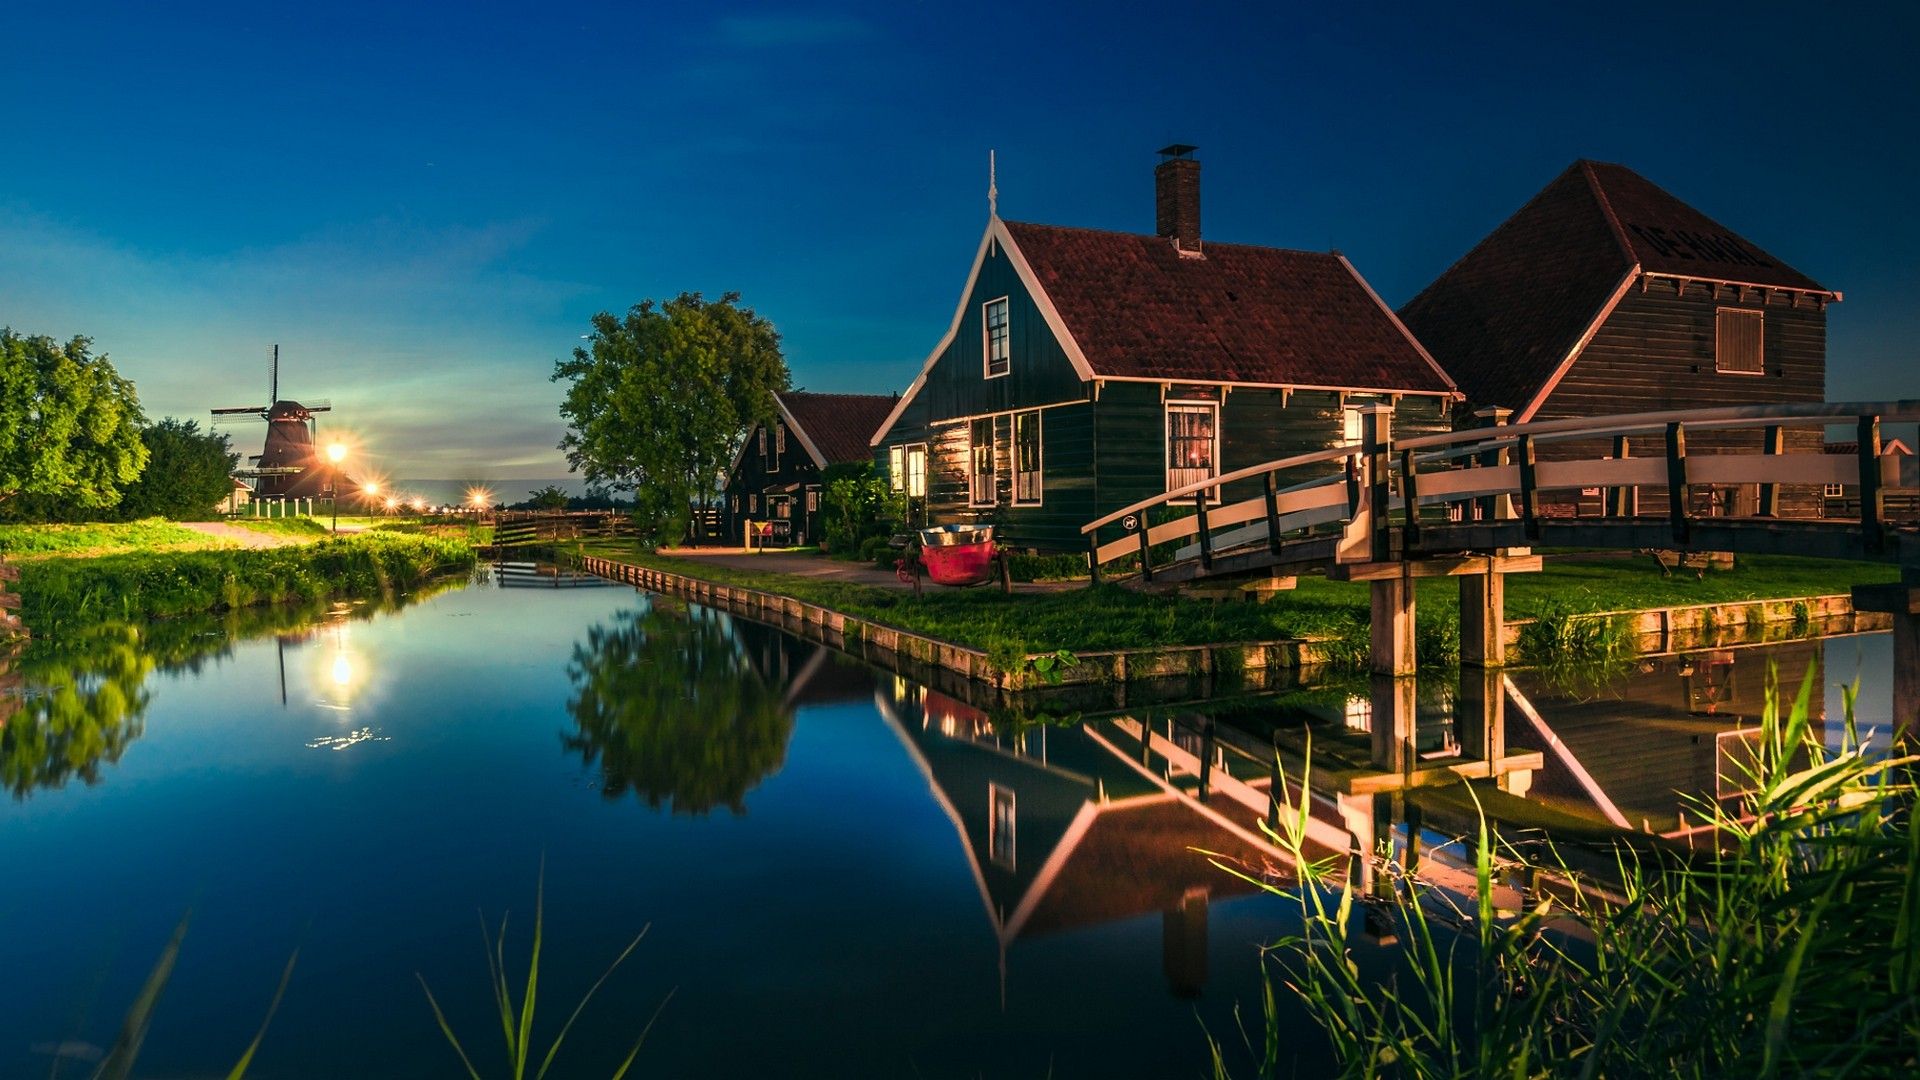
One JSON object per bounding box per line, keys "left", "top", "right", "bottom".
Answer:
{"left": 0, "top": 577, "right": 1902, "bottom": 1078}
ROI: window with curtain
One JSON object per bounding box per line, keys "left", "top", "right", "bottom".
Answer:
{"left": 905, "top": 445, "right": 927, "bottom": 498}
{"left": 984, "top": 298, "right": 1010, "bottom": 377}
{"left": 1166, "top": 403, "right": 1218, "bottom": 497}
{"left": 1013, "top": 410, "right": 1042, "bottom": 504}
{"left": 888, "top": 446, "right": 904, "bottom": 491}
{"left": 969, "top": 417, "right": 996, "bottom": 506}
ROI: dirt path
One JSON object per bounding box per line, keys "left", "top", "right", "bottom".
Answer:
{"left": 180, "top": 521, "right": 305, "bottom": 549}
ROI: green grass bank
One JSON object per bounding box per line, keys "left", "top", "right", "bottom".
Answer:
{"left": 14, "top": 532, "right": 478, "bottom": 635}
{"left": 572, "top": 544, "right": 1896, "bottom": 671}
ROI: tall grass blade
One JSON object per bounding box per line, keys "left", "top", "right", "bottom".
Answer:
{"left": 92, "top": 913, "right": 189, "bottom": 1080}
{"left": 223, "top": 948, "right": 300, "bottom": 1080}
{"left": 415, "top": 974, "right": 484, "bottom": 1080}
{"left": 536, "top": 926, "right": 650, "bottom": 1080}
{"left": 608, "top": 987, "right": 676, "bottom": 1080}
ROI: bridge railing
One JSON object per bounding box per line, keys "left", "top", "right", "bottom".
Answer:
{"left": 1082, "top": 400, "right": 1920, "bottom": 582}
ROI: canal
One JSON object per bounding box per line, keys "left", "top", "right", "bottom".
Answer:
{"left": 0, "top": 572, "right": 1896, "bottom": 1077}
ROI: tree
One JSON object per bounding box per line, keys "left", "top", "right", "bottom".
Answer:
{"left": 552, "top": 293, "right": 788, "bottom": 545}
{"left": 524, "top": 485, "right": 570, "bottom": 511}
{"left": 0, "top": 329, "right": 148, "bottom": 516}
{"left": 116, "top": 418, "right": 238, "bottom": 520}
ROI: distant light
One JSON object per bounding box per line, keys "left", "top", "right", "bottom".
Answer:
{"left": 384, "top": 497, "right": 400, "bottom": 511}
{"left": 466, "top": 486, "right": 494, "bottom": 509}
{"left": 362, "top": 481, "right": 380, "bottom": 495}
{"left": 326, "top": 442, "right": 348, "bottom": 464}
{"left": 410, "top": 498, "right": 427, "bottom": 512}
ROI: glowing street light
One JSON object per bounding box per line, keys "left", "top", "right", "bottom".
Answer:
{"left": 326, "top": 441, "right": 348, "bottom": 464}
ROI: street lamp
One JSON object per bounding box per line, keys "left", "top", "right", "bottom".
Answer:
{"left": 324, "top": 441, "right": 348, "bottom": 533}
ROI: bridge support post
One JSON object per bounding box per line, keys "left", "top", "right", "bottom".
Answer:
{"left": 1370, "top": 574, "right": 1417, "bottom": 677}
{"left": 1460, "top": 567, "right": 1505, "bottom": 667}
{"left": 1851, "top": 567, "right": 1920, "bottom": 748}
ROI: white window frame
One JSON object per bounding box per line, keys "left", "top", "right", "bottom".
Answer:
{"left": 1341, "top": 403, "right": 1365, "bottom": 446}
{"left": 731, "top": 494, "right": 739, "bottom": 513}
{"left": 905, "top": 443, "right": 928, "bottom": 499}
{"left": 1012, "top": 409, "right": 1043, "bottom": 506}
{"left": 1164, "top": 400, "right": 1222, "bottom": 503}
{"left": 982, "top": 296, "right": 1011, "bottom": 379}
{"left": 805, "top": 487, "right": 819, "bottom": 513}
{"left": 748, "top": 493, "right": 758, "bottom": 513}
{"left": 988, "top": 783, "right": 1016, "bottom": 870}
{"left": 1715, "top": 307, "right": 1765, "bottom": 376}
{"left": 771, "top": 423, "right": 784, "bottom": 471}
{"left": 968, "top": 417, "right": 997, "bottom": 508}
{"left": 1823, "top": 482, "right": 1846, "bottom": 498}
{"left": 888, "top": 446, "right": 905, "bottom": 491}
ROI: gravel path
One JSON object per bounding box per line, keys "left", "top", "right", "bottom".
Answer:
{"left": 181, "top": 521, "right": 304, "bottom": 549}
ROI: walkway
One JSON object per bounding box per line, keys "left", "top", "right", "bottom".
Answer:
{"left": 180, "top": 521, "right": 304, "bottom": 549}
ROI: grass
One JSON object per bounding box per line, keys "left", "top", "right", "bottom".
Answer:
{"left": 569, "top": 543, "right": 1892, "bottom": 671}
{"left": 13, "top": 532, "right": 477, "bottom": 635}
{"left": 1209, "top": 667, "right": 1920, "bottom": 1078}
{"left": 0, "top": 519, "right": 227, "bottom": 560}
{"left": 226, "top": 517, "right": 331, "bottom": 539}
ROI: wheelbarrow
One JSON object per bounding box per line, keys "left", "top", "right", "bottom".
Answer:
{"left": 897, "top": 524, "right": 1012, "bottom": 596}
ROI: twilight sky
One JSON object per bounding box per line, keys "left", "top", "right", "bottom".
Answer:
{"left": 3, "top": 2, "right": 1916, "bottom": 481}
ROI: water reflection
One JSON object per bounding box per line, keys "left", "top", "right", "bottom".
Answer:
{"left": 0, "top": 582, "right": 461, "bottom": 799}
{"left": 561, "top": 603, "right": 809, "bottom": 814}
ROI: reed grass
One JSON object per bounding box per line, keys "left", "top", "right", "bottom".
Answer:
{"left": 1209, "top": 666, "right": 1920, "bottom": 1078}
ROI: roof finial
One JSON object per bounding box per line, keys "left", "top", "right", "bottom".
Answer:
{"left": 988, "top": 149, "right": 998, "bottom": 218}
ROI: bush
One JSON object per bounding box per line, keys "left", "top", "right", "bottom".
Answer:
{"left": 1005, "top": 551, "right": 1088, "bottom": 582}
{"left": 820, "top": 463, "right": 902, "bottom": 556}
{"left": 857, "top": 534, "right": 894, "bottom": 568}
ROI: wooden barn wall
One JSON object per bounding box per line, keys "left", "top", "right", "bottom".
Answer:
{"left": 720, "top": 417, "right": 825, "bottom": 543}
{"left": 876, "top": 237, "right": 1091, "bottom": 443}
{"left": 1535, "top": 282, "right": 1827, "bottom": 518}
{"left": 890, "top": 403, "right": 1097, "bottom": 552}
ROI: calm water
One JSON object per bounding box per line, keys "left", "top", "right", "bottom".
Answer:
{"left": 0, "top": 575, "right": 1897, "bottom": 1078}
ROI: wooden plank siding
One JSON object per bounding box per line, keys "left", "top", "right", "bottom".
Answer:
{"left": 720, "top": 418, "right": 826, "bottom": 545}
{"left": 1533, "top": 280, "right": 1828, "bottom": 519}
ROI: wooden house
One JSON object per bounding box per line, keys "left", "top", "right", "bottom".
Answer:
{"left": 721, "top": 390, "right": 899, "bottom": 546}
{"left": 869, "top": 147, "right": 1459, "bottom": 552}
{"left": 1823, "top": 437, "right": 1915, "bottom": 520}
{"left": 1399, "top": 160, "right": 1840, "bottom": 518}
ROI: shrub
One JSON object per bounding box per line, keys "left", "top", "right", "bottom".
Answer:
{"left": 819, "top": 462, "right": 902, "bottom": 556}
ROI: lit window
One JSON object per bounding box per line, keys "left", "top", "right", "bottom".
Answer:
{"left": 989, "top": 784, "right": 1016, "bottom": 870}
{"left": 758, "top": 428, "right": 767, "bottom": 455}
{"left": 805, "top": 488, "right": 819, "bottom": 512}
{"left": 888, "top": 446, "right": 904, "bottom": 491}
{"left": 1824, "top": 483, "right": 1845, "bottom": 497}
{"left": 775, "top": 424, "right": 785, "bottom": 454}
{"left": 1013, "top": 410, "right": 1042, "bottom": 505}
{"left": 1342, "top": 404, "right": 1365, "bottom": 445}
{"left": 905, "top": 444, "right": 927, "bottom": 498}
{"left": 749, "top": 494, "right": 758, "bottom": 512}
{"left": 1166, "top": 403, "right": 1219, "bottom": 498}
{"left": 969, "top": 417, "right": 997, "bottom": 506}
{"left": 1716, "top": 308, "right": 1764, "bottom": 374}
{"left": 731, "top": 495, "right": 739, "bottom": 513}
{"left": 984, "top": 297, "right": 1010, "bottom": 378}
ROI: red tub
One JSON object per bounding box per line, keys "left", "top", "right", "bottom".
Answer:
{"left": 918, "top": 525, "right": 996, "bottom": 586}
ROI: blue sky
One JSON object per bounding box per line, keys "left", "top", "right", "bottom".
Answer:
{"left": 3, "top": 2, "right": 1916, "bottom": 480}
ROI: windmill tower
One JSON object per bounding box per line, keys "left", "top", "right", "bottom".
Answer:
{"left": 212, "top": 345, "right": 338, "bottom": 500}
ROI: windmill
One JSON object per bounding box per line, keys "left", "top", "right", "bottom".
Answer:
{"left": 212, "top": 345, "right": 339, "bottom": 500}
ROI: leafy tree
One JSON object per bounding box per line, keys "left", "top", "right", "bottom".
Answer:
{"left": 524, "top": 484, "right": 570, "bottom": 510}
{"left": 553, "top": 293, "right": 788, "bottom": 545}
{"left": 819, "top": 461, "right": 903, "bottom": 554}
{"left": 0, "top": 330, "right": 148, "bottom": 517}
{"left": 561, "top": 604, "right": 793, "bottom": 814}
{"left": 116, "top": 418, "right": 238, "bottom": 520}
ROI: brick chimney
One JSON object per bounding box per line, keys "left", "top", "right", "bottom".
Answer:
{"left": 1155, "top": 144, "right": 1201, "bottom": 254}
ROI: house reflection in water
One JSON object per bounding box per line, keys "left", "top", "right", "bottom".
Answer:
{"left": 875, "top": 682, "right": 1292, "bottom": 1000}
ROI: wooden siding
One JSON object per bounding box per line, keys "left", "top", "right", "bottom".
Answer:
{"left": 1535, "top": 281, "right": 1828, "bottom": 518}
{"left": 720, "top": 418, "right": 826, "bottom": 544}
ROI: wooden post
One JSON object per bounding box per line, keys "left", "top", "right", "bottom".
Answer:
{"left": 1195, "top": 496, "right": 1214, "bottom": 572}
{"left": 1757, "top": 424, "right": 1783, "bottom": 518}
{"left": 1136, "top": 520, "right": 1155, "bottom": 583}
{"left": 1665, "top": 421, "right": 1690, "bottom": 546}
{"left": 1370, "top": 574, "right": 1416, "bottom": 677}
{"left": 1086, "top": 534, "right": 1101, "bottom": 587}
{"left": 1895, "top": 604, "right": 1919, "bottom": 751}
{"left": 1368, "top": 673, "right": 1419, "bottom": 770}
{"left": 1358, "top": 404, "right": 1394, "bottom": 563}
{"left": 1400, "top": 448, "right": 1421, "bottom": 550}
{"left": 1264, "top": 472, "right": 1284, "bottom": 555}
{"left": 1473, "top": 407, "right": 1513, "bottom": 522}
{"left": 1460, "top": 563, "right": 1505, "bottom": 667}
{"left": 1859, "top": 414, "right": 1885, "bottom": 553}
{"left": 1516, "top": 433, "right": 1539, "bottom": 541}
{"left": 1456, "top": 666, "right": 1506, "bottom": 764}
{"left": 1607, "top": 434, "right": 1635, "bottom": 517}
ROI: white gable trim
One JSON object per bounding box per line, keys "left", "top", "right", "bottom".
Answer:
{"left": 869, "top": 217, "right": 1097, "bottom": 446}
{"left": 774, "top": 395, "right": 829, "bottom": 470}
{"left": 1335, "top": 253, "right": 1461, "bottom": 398}
{"left": 1515, "top": 265, "right": 1641, "bottom": 423}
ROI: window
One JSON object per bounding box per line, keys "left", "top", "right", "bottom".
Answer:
{"left": 969, "top": 417, "right": 997, "bottom": 506}
{"left": 1013, "top": 410, "right": 1042, "bottom": 505}
{"left": 1342, "top": 404, "right": 1365, "bottom": 445}
{"left": 1824, "top": 482, "right": 1846, "bottom": 498}
{"left": 770, "top": 424, "right": 784, "bottom": 470}
{"left": 988, "top": 784, "right": 1016, "bottom": 870}
{"left": 983, "top": 297, "right": 1010, "bottom": 378}
{"left": 888, "top": 446, "right": 905, "bottom": 491}
{"left": 905, "top": 444, "right": 927, "bottom": 498}
{"left": 805, "top": 488, "right": 819, "bottom": 513}
{"left": 758, "top": 427, "right": 767, "bottom": 455}
{"left": 748, "top": 494, "right": 758, "bottom": 512}
{"left": 731, "top": 495, "right": 739, "bottom": 513}
{"left": 1716, "top": 308, "right": 1764, "bottom": 374}
{"left": 1166, "top": 402, "right": 1219, "bottom": 498}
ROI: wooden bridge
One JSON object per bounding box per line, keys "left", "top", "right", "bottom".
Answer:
{"left": 1082, "top": 400, "right": 1920, "bottom": 728}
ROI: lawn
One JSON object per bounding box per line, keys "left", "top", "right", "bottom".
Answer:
{"left": 573, "top": 543, "right": 1896, "bottom": 670}
{"left": 0, "top": 520, "right": 233, "bottom": 561}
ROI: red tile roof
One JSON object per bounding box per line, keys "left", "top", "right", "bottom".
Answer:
{"left": 1399, "top": 160, "right": 1833, "bottom": 413}
{"left": 778, "top": 391, "right": 897, "bottom": 466}
{"left": 1001, "top": 220, "right": 1455, "bottom": 393}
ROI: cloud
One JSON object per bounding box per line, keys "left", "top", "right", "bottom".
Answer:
{"left": 714, "top": 12, "right": 875, "bottom": 49}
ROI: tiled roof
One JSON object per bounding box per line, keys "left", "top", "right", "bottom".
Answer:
{"left": 1399, "top": 160, "right": 1832, "bottom": 414}
{"left": 778, "top": 391, "right": 898, "bottom": 466}
{"left": 1001, "top": 220, "right": 1455, "bottom": 393}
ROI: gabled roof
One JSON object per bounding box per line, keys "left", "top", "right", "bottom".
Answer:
{"left": 775, "top": 391, "right": 897, "bottom": 468}
{"left": 1002, "top": 221, "right": 1457, "bottom": 392}
{"left": 872, "top": 217, "right": 1456, "bottom": 444}
{"left": 1399, "top": 160, "right": 1836, "bottom": 418}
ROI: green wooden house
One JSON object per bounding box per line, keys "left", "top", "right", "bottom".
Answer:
{"left": 869, "top": 146, "right": 1459, "bottom": 552}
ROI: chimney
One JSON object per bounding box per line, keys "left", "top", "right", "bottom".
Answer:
{"left": 1155, "top": 144, "right": 1201, "bottom": 254}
